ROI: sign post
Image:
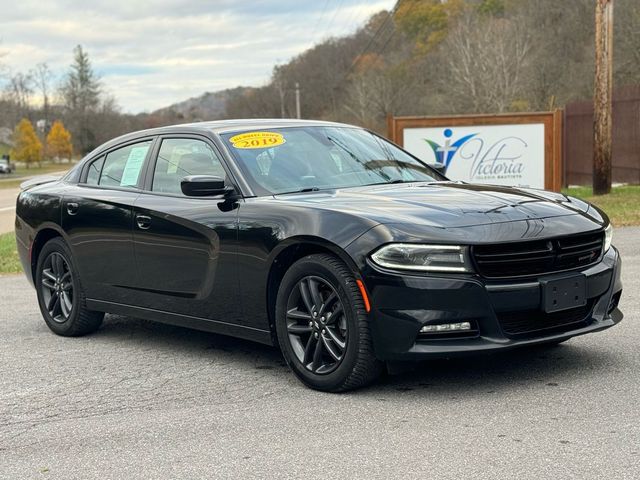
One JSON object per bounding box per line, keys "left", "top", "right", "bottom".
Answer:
{"left": 387, "top": 111, "right": 563, "bottom": 192}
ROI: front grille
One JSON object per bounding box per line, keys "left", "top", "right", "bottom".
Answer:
{"left": 497, "top": 300, "right": 595, "bottom": 338}
{"left": 472, "top": 231, "right": 604, "bottom": 278}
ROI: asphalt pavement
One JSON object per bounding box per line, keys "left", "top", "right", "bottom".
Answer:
{"left": 0, "top": 171, "right": 68, "bottom": 234}
{"left": 0, "top": 228, "right": 638, "bottom": 479}
{"left": 0, "top": 187, "right": 19, "bottom": 234}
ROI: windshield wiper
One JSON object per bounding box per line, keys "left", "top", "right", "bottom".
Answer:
{"left": 362, "top": 179, "right": 416, "bottom": 187}
{"left": 388, "top": 179, "right": 411, "bottom": 184}
{"left": 278, "top": 187, "right": 321, "bottom": 194}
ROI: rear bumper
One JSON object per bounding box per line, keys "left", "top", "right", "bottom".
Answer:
{"left": 363, "top": 246, "right": 623, "bottom": 361}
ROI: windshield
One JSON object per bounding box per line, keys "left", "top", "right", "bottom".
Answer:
{"left": 220, "top": 126, "right": 442, "bottom": 195}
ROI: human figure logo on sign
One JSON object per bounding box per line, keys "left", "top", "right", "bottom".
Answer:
{"left": 425, "top": 128, "right": 478, "bottom": 174}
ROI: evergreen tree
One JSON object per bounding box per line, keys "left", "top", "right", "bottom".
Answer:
{"left": 60, "top": 45, "right": 101, "bottom": 154}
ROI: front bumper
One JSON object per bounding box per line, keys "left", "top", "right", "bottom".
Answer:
{"left": 362, "top": 246, "right": 623, "bottom": 361}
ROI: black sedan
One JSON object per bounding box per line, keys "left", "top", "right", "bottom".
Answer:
{"left": 15, "top": 119, "right": 623, "bottom": 391}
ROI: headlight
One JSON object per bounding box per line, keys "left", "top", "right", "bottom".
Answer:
{"left": 370, "top": 244, "right": 473, "bottom": 272}
{"left": 604, "top": 224, "right": 613, "bottom": 252}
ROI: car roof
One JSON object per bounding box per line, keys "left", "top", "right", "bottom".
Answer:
{"left": 123, "top": 118, "right": 356, "bottom": 140}
{"left": 87, "top": 119, "right": 360, "bottom": 159}
{"left": 184, "top": 118, "right": 356, "bottom": 134}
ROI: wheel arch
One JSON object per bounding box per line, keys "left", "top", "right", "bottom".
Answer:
{"left": 265, "top": 236, "right": 362, "bottom": 343}
{"left": 30, "top": 224, "right": 69, "bottom": 281}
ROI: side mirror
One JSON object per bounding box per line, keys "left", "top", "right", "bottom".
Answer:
{"left": 429, "top": 163, "right": 447, "bottom": 176}
{"left": 181, "top": 175, "right": 231, "bottom": 197}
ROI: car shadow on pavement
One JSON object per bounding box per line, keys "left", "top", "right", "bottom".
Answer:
{"left": 369, "top": 343, "right": 617, "bottom": 396}
{"left": 94, "top": 314, "right": 618, "bottom": 395}
{"left": 96, "top": 313, "right": 285, "bottom": 363}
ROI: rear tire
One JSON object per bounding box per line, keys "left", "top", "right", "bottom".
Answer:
{"left": 35, "top": 237, "right": 104, "bottom": 336}
{"left": 275, "top": 253, "right": 382, "bottom": 392}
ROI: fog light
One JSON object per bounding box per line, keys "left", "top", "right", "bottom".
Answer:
{"left": 420, "top": 322, "right": 472, "bottom": 333}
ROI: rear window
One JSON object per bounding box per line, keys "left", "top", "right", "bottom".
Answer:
{"left": 84, "top": 140, "right": 152, "bottom": 188}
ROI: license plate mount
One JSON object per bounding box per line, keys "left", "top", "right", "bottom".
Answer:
{"left": 541, "top": 275, "right": 587, "bottom": 313}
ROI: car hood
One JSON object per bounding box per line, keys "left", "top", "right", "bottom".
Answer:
{"left": 273, "top": 182, "right": 596, "bottom": 228}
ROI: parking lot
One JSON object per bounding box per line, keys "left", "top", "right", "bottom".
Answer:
{"left": 0, "top": 228, "right": 638, "bottom": 479}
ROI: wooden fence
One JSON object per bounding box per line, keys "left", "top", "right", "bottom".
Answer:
{"left": 564, "top": 85, "right": 640, "bottom": 186}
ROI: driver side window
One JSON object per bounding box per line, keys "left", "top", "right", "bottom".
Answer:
{"left": 152, "top": 138, "right": 226, "bottom": 195}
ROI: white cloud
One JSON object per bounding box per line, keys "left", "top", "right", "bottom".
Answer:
{"left": 0, "top": 0, "right": 394, "bottom": 113}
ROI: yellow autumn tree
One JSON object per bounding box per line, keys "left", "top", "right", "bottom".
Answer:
{"left": 395, "top": 0, "right": 466, "bottom": 54}
{"left": 11, "top": 119, "right": 43, "bottom": 169}
{"left": 46, "top": 120, "right": 73, "bottom": 161}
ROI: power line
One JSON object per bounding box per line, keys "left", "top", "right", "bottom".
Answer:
{"left": 310, "top": 0, "right": 332, "bottom": 45}
{"left": 338, "top": 0, "right": 368, "bottom": 34}
{"left": 322, "top": 0, "right": 347, "bottom": 40}
{"left": 373, "top": 0, "right": 417, "bottom": 57}
{"left": 343, "top": 0, "right": 403, "bottom": 80}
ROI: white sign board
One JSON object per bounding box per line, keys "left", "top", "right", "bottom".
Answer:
{"left": 403, "top": 123, "right": 546, "bottom": 189}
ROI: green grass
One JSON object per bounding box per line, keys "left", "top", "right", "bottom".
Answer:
{"left": 0, "top": 232, "right": 22, "bottom": 274}
{"left": 563, "top": 185, "right": 640, "bottom": 227}
{"left": 0, "top": 162, "right": 71, "bottom": 189}
{"left": 0, "top": 179, "right": 24, "bottom": 190}
{"left": 12, "top": 163, "right": 71, "bottom": 177}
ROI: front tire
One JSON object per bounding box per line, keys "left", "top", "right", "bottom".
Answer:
{"left": 35, "top": 237, "right": 104, "bottom": 336}
{"left": 275, "top": 254, "right": 382, "bottom": 392}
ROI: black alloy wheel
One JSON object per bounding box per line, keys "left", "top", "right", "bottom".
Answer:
{"left": 275, "top": 253, "right": 382, "bottom": 392}
{"left": 286, "top": 275, "right": 348, "bottom": 374}
{"left": 40, "top": 252, "right": 74, "bottom": 323}
{"left": 35, "top": 237, "right": 104, "bottom": 336}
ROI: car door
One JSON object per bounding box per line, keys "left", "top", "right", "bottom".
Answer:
{"left": 131, "top": 135, "right": 243, "bottom": 325}
{"left": 62, "top": 138, "right": 154, "bottom": 304}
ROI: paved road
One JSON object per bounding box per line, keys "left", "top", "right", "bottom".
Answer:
{"left": 1, "top": 228, "right": 638, "bottom": 479}
{"left": 0, "top": 171, "right": 67, "bottom": 234}
{"left": 0, "top": 187, "right": 19, "bottom": 234}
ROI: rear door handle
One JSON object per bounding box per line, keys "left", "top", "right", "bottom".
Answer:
{"left": 136, "top": 215, "right": 151, "bottom": 230}
{"left": 66, "top": 202, "right": 79, "bottom": 215}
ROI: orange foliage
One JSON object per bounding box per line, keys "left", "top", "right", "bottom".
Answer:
{"left": 46, "top": 120, "right": 73, "bottom": 160}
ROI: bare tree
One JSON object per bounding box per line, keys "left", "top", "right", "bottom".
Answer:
{"left": 33, "top": 63, "right": 54, "bottom": 130}
{"left": 615, "top": 0, "right": 640, "bottom": 83}
{"left": 343, "top": 54, "right": 416, "bottom": 131}
{"left": 515, "top": 0, "right": 594, "bottom": 110}
{"left": 3, "top": 71, "right": 34, "bottom": 124}
{"left": 437, "top": 11, "right": 532, "bottom": 113}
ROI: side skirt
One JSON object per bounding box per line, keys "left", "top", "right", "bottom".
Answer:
{"left": 86, "top": 298, "right": 274, "bottom": 346}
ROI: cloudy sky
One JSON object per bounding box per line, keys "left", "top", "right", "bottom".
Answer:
{"left": 0, "top": 0, "right": 395, "bottom": 113}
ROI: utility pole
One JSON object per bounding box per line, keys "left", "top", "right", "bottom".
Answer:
{"left": 295, "top": 82, "right": 301, "bottom": 119}
{"left": 277, "top": 83, "right": 286, "bottom": 118}
{"left": 274, "top": 66, "right": 286, "bottom": 118}
{"left": 593, "top": 0, "right": 614, "bottom": 195}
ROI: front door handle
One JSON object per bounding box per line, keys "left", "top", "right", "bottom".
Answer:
{"left": 66, "top": 202, "right": 79, "bottom": 216}
{"left": 136, "top": 215, "right": 151, "bottom": 230}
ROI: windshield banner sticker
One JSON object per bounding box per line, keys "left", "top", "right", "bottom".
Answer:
{"left": 230, "top": 131, "right": 286, "bottom": 149}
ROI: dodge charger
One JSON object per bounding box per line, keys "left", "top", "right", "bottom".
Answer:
{"left": 15, "top": 119, "right": 623, "bottom": 391}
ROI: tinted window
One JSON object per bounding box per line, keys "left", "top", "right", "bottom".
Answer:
{"left": 85, "top": 156, "right": 104, "bottom": 185}
{"left": 220, "top": 126, "right": 441, "bottom": 195}
{"left": 152, "top": 138, "right": 226, "bottom": 195}
{"left": 99, "top": 140, "right": 152, "bottom": 188}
